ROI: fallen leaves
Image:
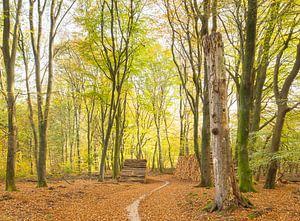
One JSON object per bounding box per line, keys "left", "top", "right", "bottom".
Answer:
{"left": 0, "top": 175, "right": 299, "bottom": 221}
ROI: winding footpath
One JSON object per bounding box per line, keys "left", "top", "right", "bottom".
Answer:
{"left": 127, "top": 181, "right": 170, "bottom": 221}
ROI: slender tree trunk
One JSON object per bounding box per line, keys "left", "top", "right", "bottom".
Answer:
{"left": 38, "top": 124, "right": 47, "bottom": 187}
{"left": 152, "top": 141, "right": 158, "bottom": 171}
{"left": 99, "top": 115, "right": 115, "bottom": 181}
{"left": 163, "top": 111, "right": 173, "bottom": 168}
{"left": 99, "top": 89, "right": 117, "bottom": 180}
{"left": 64, "top": 132, "right": 68, "bottom": 162}
{"left": 193, "top": 110, "right": 201, "bottom": 167}
{"left": 135, "top": 96, "right": 142, "bottom": 159}
{"left": 87, "top": 111, "right": 92, "bottom": 176}
{"left": 264, "top": 107, "right": 286, "bottom": 188}
{"left": 179, "top": 85, "right": 185, "bottom": 156}
{"left": 76, "top": 103, "right": 81, "bottom": 173}
{"left": 113, "top": 104, "right": 122, "bottom": 179}
{"left": 155, "top": 120, "right": 164, "bottom": 173}
{"left": 184, "top": 113, "right": 190, "bottom": 155}
{"left": 2, "top": 0, "right": 22, "bottom": 192}
{"left": 29, "top": 139, "right": 34, "bottom": 175}
{"left": 264, "top": 43, "right": 300, "bottom": 188}
{"left": 250, "top": 2, "right": 278, "bottom": 148}
{"left": 198, "top": 0, "right": 212, "bottom": 188}
{"left": 19, "top": 34, "right": 39, "bottom": 174}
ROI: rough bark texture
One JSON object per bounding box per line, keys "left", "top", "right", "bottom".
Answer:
{"left": 204, "top": 33, "right": 249, "bottom": 211}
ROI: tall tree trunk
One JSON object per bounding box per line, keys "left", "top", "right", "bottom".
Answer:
{"left": 250, "top": 1, "right": 278, "bottom": 147}
{"left": 265, "top": 43, "right": 300, "bottom": 189}
{"left": 236, "top": 0, "right": 257, "bottom": 192}
{"left": 204, "top": 32, "right": 250, "bottom": 211}
{"left": 113, "top": 104, "right": 122, "bottom": 179}
{"left": 87, "top": 111, "right": 92, "bottom": 176}
{"left": 264, "top": 108, "right": 287, "bottom": 188}
{"left": 2, "top": 0, "right": 22, "bottom": 192}
{"left": 152, "top": 141, "right": 157, "bottom": 171}
{"left": 155, "top": 119, "right": 164, "bottom": 173}
{"left": 193, "top": 110, "right": 201, "bottom": 168}
{"left": 19, "top": 32, "right": 38, "bottom": 174}
{"left": 75, "top": 102, "right": 81, "bottom": 173}
{"left": 163, "top": 111, "right": 173, "bottom": 168}
{"left": 99, "top": 87, "right": 117, "bottom": 181}
{"left": 179, "top": 85, "right": 185, "bottom": 156}
{"left": 184, "top": 113, "right": 190, "bottom": 155}
{"left": 199, "top": 0, "right": 212, "bottom": 186}
{"left": 200, "top": 81, "right": 212, "bottom": 187}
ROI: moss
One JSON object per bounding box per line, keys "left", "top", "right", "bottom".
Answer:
{"left": 202, "top": 200, "right": 213, "bottom": 212}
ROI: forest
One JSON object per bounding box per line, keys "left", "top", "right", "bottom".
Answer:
{"left": 0, "top": 0, "right": 300, "bottom": 220}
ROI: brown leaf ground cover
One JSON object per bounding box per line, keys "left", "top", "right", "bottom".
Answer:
{"left": 0, "top": 177, "right": 163, "bottom": 221}
{"left": 140, "top": 176, "right": 300, "bottom": 221}
{"left": 0, "top": 175, "right": 299, "bottom": 221}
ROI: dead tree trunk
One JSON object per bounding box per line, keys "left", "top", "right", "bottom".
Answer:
{"left": 204, "top": 32, "right": 251, "bottom": 211}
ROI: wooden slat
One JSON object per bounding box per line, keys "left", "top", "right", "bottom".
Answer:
{"left": 120, "top": 159, "right": 147, "bottom": 183}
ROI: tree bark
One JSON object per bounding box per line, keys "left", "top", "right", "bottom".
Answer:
{"left": 179, "top": 85, "right": 185, "bottom": 156}
{"left": 163, "top": 111, "right": 173, "bottom": 168}
{"left": 200, "top": 0, "right": 212, "bottom": 187}
{"left": 2, "top": 0, "right": 22, "bottom": 192}
{"left": 265, "top": 43, "right": 300, "bottom": 189}
{"left": 236, "top": 0, "right": 257, "bottom": 192}
{"left": 204, "top": 32, "right": 250, "bottom": 211}
{"left": 250, "top": 1, "right": 279, "bottom": 146}
{"left": 113, "top": 103, "right": 122, "bottom": 179}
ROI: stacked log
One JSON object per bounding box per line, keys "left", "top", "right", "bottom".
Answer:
{"left": 119, "top": 159, "right": 147, "bottom": 183}
{"left": 175, "top": 155, "right": 200, "bottom": 182}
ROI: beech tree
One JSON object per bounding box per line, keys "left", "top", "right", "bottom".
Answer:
{"left": 236, "top": 0, "right": 257, "bottom": 192}
{"left": 2, "top": 0, "right": 23, "bottom": 192}
{"left": 164, "top": 0, "right": 212, "bottom": 187}
{"left": 28, "top": 0, "right": 75, "bottom": 187}
{"left": 264, "top": 38, "right": 300, "bottom": 189}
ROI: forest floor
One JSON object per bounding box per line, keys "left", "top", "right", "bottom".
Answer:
{"left": 0, "top": 174, "right": 300, "bottom": 221}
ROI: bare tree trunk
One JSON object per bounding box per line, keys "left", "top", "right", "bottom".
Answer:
{"left": 199, "top": 0, "right": 212, "bottom": 188}
{"left": 2, "top": 0, "right": 22, "bottom": 192}
{"left": 152, "top": 141, "right": 158, "bottom": 171}
{"left": 163, "top": 111, "right": 173, "bottom": 168}
{"left": 113, "top": 103, "right": 122, "bottom": 179}
{"left": 19, "top": 31, "right": 38, "bottom": 173}
{"left": 236, "top": 0, "right": 257, "bottom": 192}
{"left": 265, "top": 43, "right": 300, "bottom": 189}
{"left": 204, "top": 32, "right": 250, "bottom": 211}
{"left": 154, "top": 117, "right": 164, "bottom": 173}
{"left": 75, "top": 102, "right": 81, "bottom": 173}
{"left": 184, "top": 112, "right": 190, "bottom": 155}
{"left": 179, "top": 85, "right": 185, "bottom": 156}
{"left": 87, "top": 111, "right": 92, "bottom": 176}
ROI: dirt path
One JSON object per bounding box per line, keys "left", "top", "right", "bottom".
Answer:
{"left": 0, "top": 177, "right": 165, "bottom": 221}
{"left": 127, "top": 180, "right": 169, "bottom": 221}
